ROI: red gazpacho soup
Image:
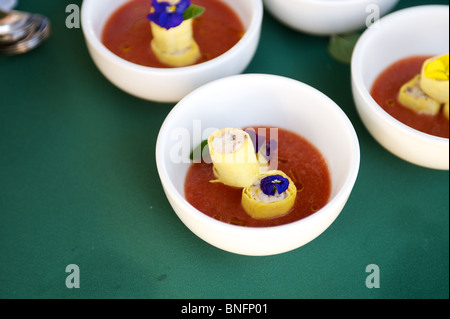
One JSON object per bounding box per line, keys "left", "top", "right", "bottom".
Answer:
{"left": 184, "top": 127, "right": 332, "bottom": 227}
{"left": 371, "top": 55, "right": 449, "bottom": 138}
{"left": 102, "top": 0, "right": 245, "bottom": 68}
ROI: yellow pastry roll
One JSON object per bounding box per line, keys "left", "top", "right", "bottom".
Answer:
{"left": 150, "top": 19, "right": 200, "bottom": 67}
{"left": 420, "top": 54, "right": 449, "bottom": 104}
{"left": 208, "top": 128, "right": 260, "bottom": 188}
{"left": 242, "top": 170, "right": 297, "bottom": 219}
{"left": 398, "top": 75, "right": 441, "bottom": 115}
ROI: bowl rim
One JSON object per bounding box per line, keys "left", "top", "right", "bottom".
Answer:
{"left": 81, "top": 0, "right": 263, "bottom": 75}
{"left": 155, "top": 73, "right": 361, "bottom": 234}
{"left": 351, "top": 4, "right": 450, "bottom": 146}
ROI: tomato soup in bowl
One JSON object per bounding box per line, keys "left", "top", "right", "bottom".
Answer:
{"left": 352, "top": 5, "right": 449, "bottom": 170}
{"left": 185, "top": 126, "right": 332, "bottom": 228}
{"left": 371, "top": 55, "right": 449, "bottom": 139}
{"left": 156, "top": 74, "right": 360, "bottom": 256}
{"left": 102, "top": 0, "right": 245, "bottom": 68}
{"left": 81, "top": 0, "right": 262, "bottom": 102}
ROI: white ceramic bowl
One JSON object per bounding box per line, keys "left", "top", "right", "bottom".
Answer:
{"left": 352, "top": 5, "right": 449, "bottom": 170}
{"left": 263, "top": 0, "right": 399, "bottom": 35}
{"left": 0, "top": 0, "right": 17, "bottom": 11}
{"left": 81, "top": 0, "right": 263, "bottom": 102}
{"left": 156, "top": 74, "right": 360, "bottom": 256}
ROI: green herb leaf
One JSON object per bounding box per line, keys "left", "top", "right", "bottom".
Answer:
{"left": 190, "top": 139, "right": 209, "bottom": 161}
{"left": 183, "top": 5, "right": 205, "bottom": 20}
{"left": 328, "top": 32, "right": 361, "bottom": 65}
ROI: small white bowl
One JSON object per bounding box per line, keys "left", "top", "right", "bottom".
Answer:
{"left": 263, "top": 0, "right": 399, "bottom": 35}
{"left": 81, "top": 0, "right": 263, "bottom": 103}
{"left": 0, "top": 0, "right": 17, "bottom": 11}
{"left": 156, "top": 74, "right": 360, "bottom": 256}
{"left": 351, "top": 5, "right": 449, "bottom": 170}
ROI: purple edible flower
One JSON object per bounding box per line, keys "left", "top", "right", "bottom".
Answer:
{"left": 260, "top": 175, "right": 289, "bottom": 196}
{"left": 244, "top": 129, "right": 278, "bottom": 161}
{"left": 261, "top": 139, "right": 277, "bottom": 160}
{"left": 147, "top": 0, "right": 191, "bottom": 29}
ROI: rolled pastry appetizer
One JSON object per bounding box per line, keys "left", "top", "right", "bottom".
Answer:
{"left": 149, "top": 0, "right": 201, "bottom": 67}
{"left": 208, "top": 128, "right": 260, "bottom": 188}
{"left": 150, "top": 19, "right": 200, "bottom": 67}
{"left": 420, "top": 54, "right": 449, "bottom": 104}
{"left": 398, "top": 75, "right": 441, "bottom": 115}
{"left": 242, "top": 170, "right": 297, "bottom": 219}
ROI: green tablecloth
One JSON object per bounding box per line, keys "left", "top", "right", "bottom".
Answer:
{"left": 1, "top": 0, "right": 448, "bottom": 299}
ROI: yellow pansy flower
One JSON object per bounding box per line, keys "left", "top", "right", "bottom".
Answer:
{"left": 424, "top": 54, "right": 449, "bottom": 81}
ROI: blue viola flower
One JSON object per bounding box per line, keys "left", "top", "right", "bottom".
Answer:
{"left": 147, "top": 0, "right": 191, "bottom": 29}
{"left": 245, "top": 129, "right": 265, "bottom": 153}
{"left": 261, "top": 139, "right": 277, "bottom": 160}
{"left": 244, "top": 129, "right": 278, "bottom": 161}
{"left": 260, "top": 175, "right": 289, "bottom": 196}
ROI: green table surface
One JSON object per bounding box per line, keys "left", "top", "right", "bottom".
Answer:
{"left": 1, "top": 0, "right": 448, "bottom": 299}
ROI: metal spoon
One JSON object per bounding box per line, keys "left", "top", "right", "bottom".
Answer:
{"left": 0, "top": 9, "right": 36, "bottom": 43}
{"left": 0, "top": 9, "right": 50, "bottom": 55}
